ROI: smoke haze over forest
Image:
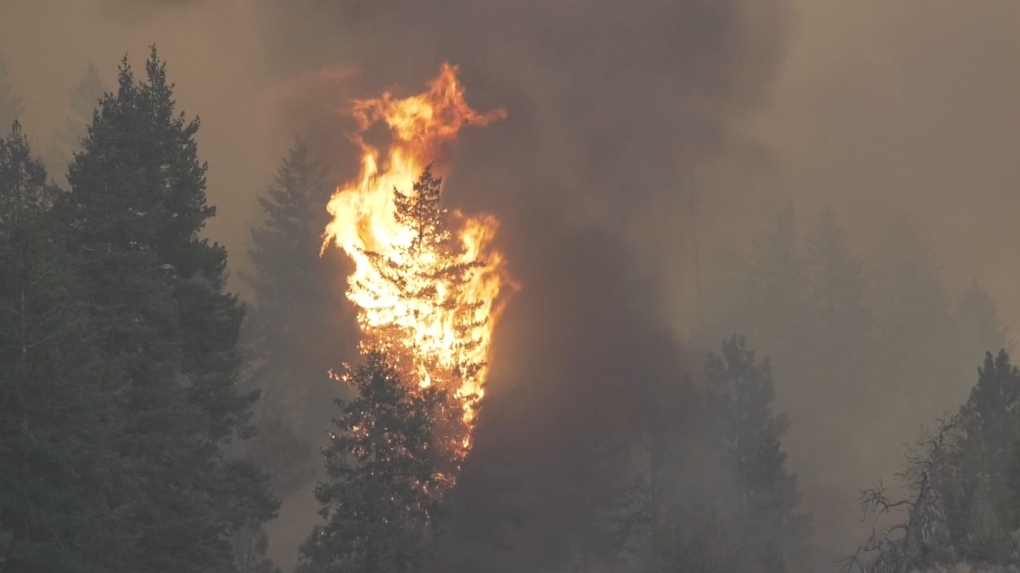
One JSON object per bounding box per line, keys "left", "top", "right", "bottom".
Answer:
{"left": 4, "top": 1, "right": 1020, "bottom": 571}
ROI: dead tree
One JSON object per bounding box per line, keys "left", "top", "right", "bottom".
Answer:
{"left": 841, "top": 416, "right": 962, "bottom": 573}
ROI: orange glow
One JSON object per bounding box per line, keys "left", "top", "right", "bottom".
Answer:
{"left": 322, "top": 63, "right": 511, "bottom": 465}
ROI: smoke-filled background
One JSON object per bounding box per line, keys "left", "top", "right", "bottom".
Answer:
{"left": 4, "top": 0, "right": 1019, "bottom": 569}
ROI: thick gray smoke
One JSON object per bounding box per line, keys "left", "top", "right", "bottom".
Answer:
{"left": 250, "top": 1, "right": 789, "bottom": 570}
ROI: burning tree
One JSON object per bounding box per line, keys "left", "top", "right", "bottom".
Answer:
{"left": 298, "top": 352, "right": 451, "bottom": 573}
{"left": 321, "top": 63, "right": 511, "bottom": 472}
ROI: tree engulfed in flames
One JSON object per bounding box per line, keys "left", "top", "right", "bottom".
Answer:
{"left": 321, "top": 64, "right": 510, "bottom": 465}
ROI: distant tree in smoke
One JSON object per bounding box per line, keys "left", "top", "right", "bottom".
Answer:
{"left": 801, "top": 208, "right": 876, "bottom": 440}
{"left": 242, "top": 139, "right": 353, "bottom": 497}
{"left": 0, "top": 54, "right": 23, "bottom": 130}
{"left": 41, "top": 64, "right": 107, "bottom": 184}
{"left": 702, "top": 204, "right": 806, "bottom": 358}
{"left": 869, "top": 216, "right": 959, "bottom": 415}
{"left": 298, "top": 351, "right": 450, "bottom": 573}
{"left": 704, "top": 335, "right": 807, "bottom": 571}
{"left": 951, "top": 280, "right": 1012, "bottom": 379}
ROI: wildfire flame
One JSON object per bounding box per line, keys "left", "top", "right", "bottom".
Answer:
{"left": 322, "top": 63, "right": 510, "bottom": 459}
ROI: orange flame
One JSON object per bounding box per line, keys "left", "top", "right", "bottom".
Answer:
{"left": 322, "top": 63, "right": 510, "bottom": 460}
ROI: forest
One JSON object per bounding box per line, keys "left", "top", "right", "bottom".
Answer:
{"left": 2, "top": 40, "right": 1020, "bottom": 573}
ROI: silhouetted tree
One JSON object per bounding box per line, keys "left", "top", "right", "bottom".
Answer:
{"left": 705, "top": 336, "right": 807, "bottom": 571}
{"left": 0, "top": 123, "right": 124, "bottom": 571}
{"left": 298, "top": 351, "right": 449, "bottom": 573}
{"left": 950, "top": 350, "right": 1020, "bottom": 562}
{"left": 58, "top": 48, "right": 277, "bottom": 573}
{"left": 843, "top": 417, "right": 963, "bottom": 573}
{"left": 242, "top": 140, "right": 352, "bottom": 496}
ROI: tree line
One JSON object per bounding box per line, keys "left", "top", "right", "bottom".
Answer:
{"left": 2, "top": 49, "right": 1019, "bottom": 573}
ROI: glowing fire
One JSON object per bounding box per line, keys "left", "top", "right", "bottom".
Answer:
{"left": 322, "top": 64, "right": 510, "bottom": 459}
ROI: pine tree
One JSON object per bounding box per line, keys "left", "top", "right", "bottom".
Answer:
{"left": 0, "top": 54, "right": 23, "bottom": 130}
{"left": 952, "top": 350, "right": 1020, "bottom": 560}
{"left": 42, "top": 64, "right": 107, "bottom": 184}
{"left": 804, "top": 208, "right": 871, "bottom": 350}
{"left": 704, "top": 336, "right": 806, "bottom": 572}
{"left": 869, "top": 216, "right": 958, "bottom": 415}
{"left": 58, "top": 48, "right": 277, "bottom": 572}
{"left": 376, "top": 165, "right": 485, "bottom": 383}
{"left": 242, "top": 140, "right": 353, "bottom": 496}
{"left": 730, "top": 205, "right": 806, "bottom": 354}
{"left": 0, "top": 123, "right": 125, "bottom": 571}
{"left": 299, "top": 351, "right": 449, "bottom": 573}
{"left": 951, "top": 280, "right": 1011, "bottom": 379}
{"left": 801, "top": 208, "right": 876, "bottom": 455}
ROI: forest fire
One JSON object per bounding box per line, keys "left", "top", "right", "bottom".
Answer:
{"left": 321, "top": 63, "right": 510, "bottom": 458}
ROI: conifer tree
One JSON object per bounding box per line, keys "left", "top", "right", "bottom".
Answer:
{"left": 951, "top": 350, "right": 1020, "bottom": 560}
{"left": 0, "top": 54, "right": 23, "bottom": 130}
{"left": 377, "top": 165, "right": 485, "bottom": 383}
{"left": 0, "top": 123, "right": 124, "bottom": 571}
{"left": 869, "top": 217, "right": 959, "bottom": 415}
{"left": 804, "top": 208, "right": 871, "bottom": 350}
{"left": 732, "top": 205, "right": 806, "bottom": 355}
{"left": 299, "top": 351, "right": 448, "bottom": 573}
{"left": 704, "top": 336, "right": 806, "bottom": 572}
{"left": 58, "top": 48, "right": 277, "bottom": 572}
{"left": 951, "top": 280, "right": 1011, "bottom": 378}
{"left": 242, "top": 140, "right": 352, "bottom": 496}
{"left": 801, "top": 208, "right": 876, "bottom": 452}
{"left": 42, "top": 64, "right": 106, "bottom": 183}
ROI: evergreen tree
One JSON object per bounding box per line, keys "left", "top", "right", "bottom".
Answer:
{"left": 704, "top": 336, "right": 806, "bottom": 572}
{"left": 242, "top": 140, "right": 352, "bottom": 496}
{"left": 0, "top": 54, "right": 23, "bottom": 130}
{"left": 42, "top": 64, "right": 107, "bottom": 184}
{"left": 299, "top": 351, "right": 449, "bottom": 573}
{"left": 951, "top": 280, "right": 1011, "bottom": 379}
{"left": 377, "top": 165, "right": 485, "bottom": 383}
{"left": 58, "top": 48, "right": 277, "bottom": 572}
{"left": 869, "top": 216, "right": 958, "bottom": 415}
{"left": 952, "top": 350, "right": 1020, "bottom": 561}
{"left": 730, "top": 205, "right": 806, "bottom": 355}
{"left": 804, "top": 208, "right": 871, "bottom": 352}
{"left": 801, "top": 208, "right": 876, "bottom": 455}
{"left": 0, "top": 123, "right": 124, "bottom": 571}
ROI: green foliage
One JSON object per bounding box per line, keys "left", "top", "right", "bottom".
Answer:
{"left": 944, "top": 350, "right": 1020, "bottom": 562}
{"left": 0, "top": 123, "right": 125, "bottom": 571}
{"left": 299, "top": 351, "right": 449, "bottom": 573}
{"left": 704, "top": 336, "right": 806, "bottom": 567}
{"left": 49, "top": 47, "right": 277, "bottom": 572}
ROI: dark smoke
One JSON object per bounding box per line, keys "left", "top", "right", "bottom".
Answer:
{"left": 254, "top": 0, "right": 789, "bottom": 569}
